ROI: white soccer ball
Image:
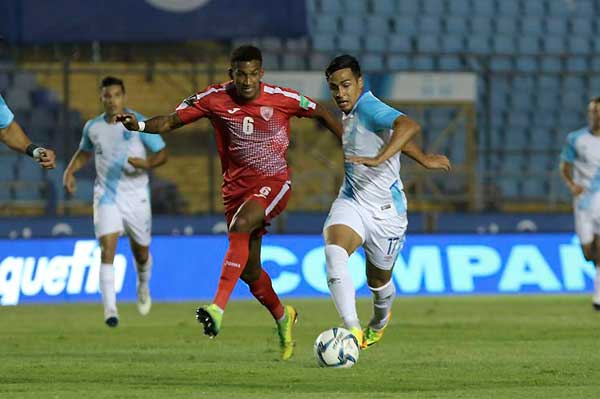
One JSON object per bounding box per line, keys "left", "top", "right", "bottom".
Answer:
{"left": 313, "top": 327, "right": 359, "bottom": 368}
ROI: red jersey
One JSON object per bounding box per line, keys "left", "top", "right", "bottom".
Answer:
{"left": 175, "top": 81, "right": 317, "bottom": 186}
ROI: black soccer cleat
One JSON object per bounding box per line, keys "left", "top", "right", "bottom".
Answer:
{"left": 195, "top": 305, "right": 221, "bottom": 338}
{"left": 105, "top": 316, "right": 119, "bottom": 328}
{"left": 593, "top": 303, "right": 600, "bottom": 311}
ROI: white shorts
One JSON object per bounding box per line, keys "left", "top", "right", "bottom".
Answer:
{"left": 94, "top": 190, "right": 152, "bottom": 246}
{"left": 574, "top": 197, "right": 600, "bottom": 245}
{"left": 324, "top": 198, "right": 407, "bottom": 270}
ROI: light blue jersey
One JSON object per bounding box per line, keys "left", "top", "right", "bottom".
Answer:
{"left": 339, "top": 91, "right": 406, "bottom": 218}
{"left": 561, "top": 127, "right": 600, "bottom": 210}
{"left": 0, "top": 94, "right": 15, "bottom": 129}
{"left": 80, "top": 110, "right": 165, "bottom": 205}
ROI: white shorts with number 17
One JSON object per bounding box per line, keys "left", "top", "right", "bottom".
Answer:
{"left": 323, "top": 198, "right": 407, "bottom": 270}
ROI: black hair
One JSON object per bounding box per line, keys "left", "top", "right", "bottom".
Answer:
{"left": 101, "top": 76, "right": 125, "bottom": 93}
{"left": 230, "top": 45, "right": 262, "bottom": 66}
{"left": 591, "top": 97, "right": 600, "bottom": 104}
{"left": 325, "top": 54, "right": 362, "bottom": 79}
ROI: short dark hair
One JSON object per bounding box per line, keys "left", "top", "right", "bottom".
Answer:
{"left": 230, "top": 45, "right": 262, "bottom": 66}
{"left": 591, "top": 97, "right": 600, "bottom": 104}
{"left": 325, "top": 54, "right": 362, "bottom": 79}
{"left": 101, "top": 76, "right": 125, "bottom": 93}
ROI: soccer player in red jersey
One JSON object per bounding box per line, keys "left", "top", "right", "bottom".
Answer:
{"left": 117, "top": 45, "right": 342, "bottom": 359}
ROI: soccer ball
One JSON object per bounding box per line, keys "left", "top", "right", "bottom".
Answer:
{"left": 313, "top": 327, "right": 359, "bottom": 368}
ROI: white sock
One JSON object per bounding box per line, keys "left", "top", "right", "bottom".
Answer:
{"left": 368, "top": 280, "right": 396, "bottom": 331}
{"left": 325, "top": 244, "right": 360, "bottom": 330}
{"left": 100, "top": 263, "right": 117, "bottom": 318}
{"left": 594, "top": 267, "right": 600, "bottom": 305}
{"left": 136, "top": 254, "right": 153, "bottom": 284}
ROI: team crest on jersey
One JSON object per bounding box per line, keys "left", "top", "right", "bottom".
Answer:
{"left": 260, "top": 106, "right": 273, "bottom": 121}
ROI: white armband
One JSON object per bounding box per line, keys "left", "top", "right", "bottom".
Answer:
{"left": 138, "top": 121, "right": 146, "bottom": 132}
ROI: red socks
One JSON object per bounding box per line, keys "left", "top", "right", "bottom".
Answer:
{"left": 213, "top": 232, "right": 251, "bottom": 310}
{"left": 249, "top": 269, "right": 285, "bottom": 320}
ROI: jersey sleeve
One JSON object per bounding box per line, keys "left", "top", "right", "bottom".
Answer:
{"left": 132, "top": 111, "right": 166, "bottom": 153}
{"left": 560, "top": 131, "right": 579, "bottom": 163}
{"left": 0, "top": 95, "right": 15, "bottom": 129}
{"left": 277, "top": 87, "right": 317, "bottom": 118}
{"left": 358, "top": 96, "right": 404, "bottom": 132}
{"left": 79, "top": 120, "right": 95, "bottom": 152}
{"left": 175, "top": 89, "right": 213, "bottom": 125}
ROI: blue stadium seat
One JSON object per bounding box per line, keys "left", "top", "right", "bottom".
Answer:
{"left": 372, "top": 0, "right": 396, "bottom": 15}
{"left": 361, "top": 54, "right": 384, "bottom": 71}
{"left": 261, "top": 53, "right": 279, "bottom": 70}
{"left": 531, "top": 111, "right": 556, "bottom": 129}
{"left": 497, "top": 0, "right": 520, "bottom": 15}
{"left": 521, "top": 180, "right": 547, "bottom": 198}
{"left": 548, "top": 0, "right": 572, "bottom": 16}
{"left": 411, "top": 55, "right": 435, "bottom": 71}
{"left": 545, "top": 17, "right": 567, "bottom": 35}
{"left": 340, "top": 0, "right": 367, "bottom": 13}
{"left": 537, "top": 76, "right": 560, "bottom": 90}
{"left": 492, "top": 36, "right": 515, "bottom": 54}
{"left": 529, "top": 130, "right": 553, "bottom": 151}
{"left": 514, "top": 56, "right": 537, "bottom": 72}
{"left": 444, "top": 16, "right": 467, "bottom": 34}
{"left": 388, "top": 35, "right": 413, "bottom": 52}
{"left": 570, "top": 17, "right": 594, "bottom": 35}
{"left": 466, "top": 36, "right": 491, "bottom": 54}
{"left": 441, "top": 35, "right": 465, "bottom": 53}
{"left": 339, "top": 16, "right": 365, "bottom": 34}
{"left": 14, "top": 184, "right": 43, "bottom": 202}
{"left": 365, "top": 16, "right": 390, "bottom": 34}
{"left": 260, "top": 38, "right": 282, "bottom": 51}
{"left": 502, "top": 154, "right": 526, "bottom": 173}
{"left": 568, "top": 37, "right": 591, "bottom": 55}
{"left": 495, "top": 17, "right": 519, "bottom": 34}
{"left": 520, "top": 17, "right": 544, "bottom": 36}
{"left": 4, "top": 88, "right": 31, "bottom": 111}
{"left": 472, "top": 0, "right": 496, "bottom": 16}
{"left": 542, "top": 36, "right": 566, "bottom": 54}
{"left": 557, "top": 108, "right": 582, "bottom": 129}
{"left": 565, "top": 57, "right": 588, "bottom": 72}
{"left": 395, "top": 0, "right": 420, "bottom": 15}
{"left": 0, "top": 154, "right": 17, "bottom": 181}
{"left": 540, "top": 56, "right": 562, "bottom": 72}
{"left": 311, "top": 14, "right": 338, "bottom": 33}
{"left": 363, "top": 34, "right": 387, "bottom": 53}
{"left": 72, "top": 179, "right": 94, "bottom": 202}
{"left": 320, "top": 0, "right": 342, "bottom": 13}
{"left": 419, "top": 16, "right": 441, "bottom": 33}
{"left": 562, "top": 76, "right": 585, "bottom": 92}
{"left": 470, "top": 17, "right": 494, "bottom": 35}
{"left": 282, "top": 54, "right": 306, "bottom": 70}
{"left": 512, "top": 75, "right": 536, "bottom": 89}
{"left": 522, "top": 1, "right": 545, "bottom": 15}
{"left": 572, "top": 0, "right": 595, "bottom": 16}
{"left": 422, "top": 0, "right": 445, "bottom": 15}
{"left": 387, "top": 55, "right": 410, "bottom": 70}
{"left": 337, "top": 35, "right": 361, "bottom": 52}
{"left": 507, "top": 111, "right": 530, "bottom": 129}
{"left": 489, "top": 57, "right": 513, "bottom": 72}
{"left": 392, "top": 16, "right": 418, "bottom": 35}
{"left": 510, "top": 93, "right": 534, "bottom": 110}
{"left": 16, "top": 156, "right": 44, "bottom": 181}
{"left": 312, "top": 34, "right": 336, "bottom": 51}
{"left": 517, "top": 37, "right": 541, "bottom": 54}
{"left": 416, "top": 36, "right": 440, "bottom": 53}
{"left": 447, "top": 0, "right": 471, "bottom": 15}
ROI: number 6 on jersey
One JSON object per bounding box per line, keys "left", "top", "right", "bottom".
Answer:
{"left": 243, "top": 116, "right": 254, "bottom": 135}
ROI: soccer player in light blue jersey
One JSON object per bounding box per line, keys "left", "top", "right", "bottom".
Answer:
{"left": 323, "top": 55, "right": 451, "bottom": 348}
{"left": 560, "top": 97, "right": 600, "bottom": 310}
{"left": 63, "top": 77, "right": 168, "bottom": 327}
{"left": 0, "top": 94, "right": 56, "bottom": 168}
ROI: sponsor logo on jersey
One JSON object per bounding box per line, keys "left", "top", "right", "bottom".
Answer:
{"left": 227, "top": 108, "right": 240, "bottom": 114}
{"left": 260, "top": 106, "right": 273, "bottom": 121}
{"left": 225, "top": 260, "right": 241, "bottom": 268}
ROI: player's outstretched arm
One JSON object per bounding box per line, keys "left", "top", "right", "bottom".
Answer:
{"left": 128, "top": 148, "right": 168, "bottom": 170}
{"left": 116, "top": 112, "right": 184, "bottom": 134}
{"left": 347, "top": 115, "right": 420, "bottom": 167}
{"left": 310, "top": 103, "right": 343, "bottom": 141}
{"left": 402, "top": 139, "right": 451, "bottom": 171}
{"left": 0, "top": 120, "right": 56, "bottom": 168}
{"left": 63, "top": 150, "right": 93, "bottom": 194}
{"left": 559, "top": 161, "right": 584, "bottom": 196}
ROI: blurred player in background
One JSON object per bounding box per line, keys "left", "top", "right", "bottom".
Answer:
{"left": 117, "top": 45, "right": 342, "bottom": 359}
{"left": 63, "top": 76, "right": 167, "bottom": 327}
{"left": 560, "top": 97, "right": 600, "bottom": 310}
{"left": 0, "top": 94, "right": 56, "bottom": 168}
{"left": 323, "top": 55, "right": 451, "bottom": 348}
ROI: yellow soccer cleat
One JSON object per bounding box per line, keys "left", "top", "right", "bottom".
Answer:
{"left": 349, "top": 327, "right": 366, "bottom": 350}
{"left": 363, "top": 313, "right": 392, "bottom": 349}
{"left": 277, "top": 305, "right": 298, "bottom": 360}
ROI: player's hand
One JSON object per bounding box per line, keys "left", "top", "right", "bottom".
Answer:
{"left": 345, "top": 155, "right": 383, "bottom": 167}
{"left": 36, "top": 148, "right": 56, "bottom": 169}
{"left": 63, "top": 172, "right": 76, "bottom": 194}
{"left": 116, "top": 113, "right": 139, "bottom": 131}
{"left": 422, "top": 154, "right": 451, "bottom": 171}
{"left": 569, "top": 183, "right": 584, "bottom": 197}
{"left": 127, "top": 157, "right": 149, "bottom": 170}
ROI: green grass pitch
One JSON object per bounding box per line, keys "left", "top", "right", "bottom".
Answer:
{"left": 1, "top": 296, "right": 600, "bottom": 398}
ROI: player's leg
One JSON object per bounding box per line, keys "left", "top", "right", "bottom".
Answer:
{"left": 241, "top": 233, "right": 297, "bottom": 359}
{"left": 575, "top": 208, "right": 598, "bottom": 308}
{"left": 323, "top": 199, "right": 365, "bottom": 340}
{"left": 129, "top": 238, "right": 152, "bottom": 315}
{"left": 99, "top": 232, "right": 120, "bottom": 327}
{"left": 591, "top": 233, "right": 600, "bottom": 310}
{"left": 362, "top": 215, "right": 406, "bottom": 348}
